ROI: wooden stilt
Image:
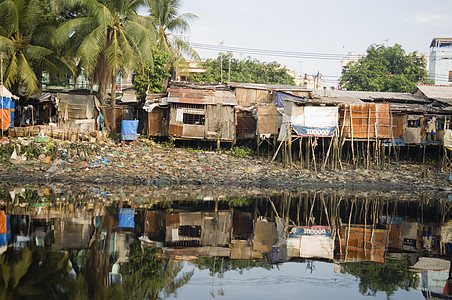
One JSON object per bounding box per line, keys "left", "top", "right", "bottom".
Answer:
{"left": 349, "top": 106, "right": 355, "bottom": 167}
{"left": 271, "top": 141, "right": 283, "bottom": 162}
{"left": 367, "top": 109, "right": 371, "bottom": 169}
{"left": 288, "top": 133, "right": 293, "bottom": 167}
{"left": 322, "top": 134, "right": 334, "bottom": 171}
{"left": 256, "top": 134, "right": 260, "bottom": 158}
{"left": 299, "top": 137, "right": 303, "bottom": 167}
{"left": 312, "top": 137, "right": 317, "bottom": 173}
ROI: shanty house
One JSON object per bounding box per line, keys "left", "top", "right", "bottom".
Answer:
{"left": 278, "top": 93, "right": 338, "bottom": 141}
{"left": 166, "top": 83, "right": 236, "bottom": 142}
{"left": 228, "top": 83, "right": 311, "bottom": 139}
{"left": 317, "top": 89, "right": 442, "bottom": 145}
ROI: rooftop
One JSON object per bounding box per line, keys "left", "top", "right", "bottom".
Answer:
{"left": 313, "top": 89, "right": 429, "bottom": 103}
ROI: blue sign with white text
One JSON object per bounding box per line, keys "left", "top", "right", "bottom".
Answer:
{"left": 292, "top": 125, "right": 336, "bottom": 137}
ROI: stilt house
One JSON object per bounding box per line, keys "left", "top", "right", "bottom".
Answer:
{"left": 166, "top": 82, "right": 237, "bottom": 143}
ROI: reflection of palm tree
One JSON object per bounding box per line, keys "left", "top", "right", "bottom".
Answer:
{"left": 160, "top": 259, "right": 193, "bottom": 299}
{"left": 124, "top": 260, "right": 193, "bottom": 300}
{"left": 0, "top": 247, "right": 72, "bottom": 299}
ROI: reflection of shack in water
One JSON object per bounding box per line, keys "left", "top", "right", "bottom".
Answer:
{"left": 411, "top": 257, "right": 451, "bottom": 299}
{"left": 138, "top": 191, "right": 451, "bottom": 264}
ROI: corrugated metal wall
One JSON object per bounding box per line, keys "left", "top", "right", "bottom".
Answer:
{"left": 339, "top": 103, "right": 391, "bottom": 139}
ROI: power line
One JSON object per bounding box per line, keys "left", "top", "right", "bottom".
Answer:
{"left": 190, "top": 42, "right": 362, "bottom": 61}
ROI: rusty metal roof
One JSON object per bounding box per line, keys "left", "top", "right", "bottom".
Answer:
{"left": 167, "top": 87, "right": 237, "bottom": 106}
{"left": 315, "top": 89, "right": 429, "bottom": 103}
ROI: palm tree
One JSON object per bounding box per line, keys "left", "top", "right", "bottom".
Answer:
{"left": 147, "top": 0, "right": 199, "bottom": 79}
{"left": 0, "top": 0, "right": 72, "bottom": 96}
{"left": 53, "top": 0, "right": 155, "bottom": 131}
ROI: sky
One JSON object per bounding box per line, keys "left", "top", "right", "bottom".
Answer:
{"left": 169, "top": 0, "right": 452, "bottom": 86}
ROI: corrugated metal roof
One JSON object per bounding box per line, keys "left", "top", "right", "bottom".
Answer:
{"left": 416, "top": 84, "right": 452, "bottom": 100}
{"left": 228, "top": 82, "right": 311, "bottom": 92}
{"left": 314, "top": 89, "right": 429, "bottom": 103}
{"left": 167, "top": 87, "right": 237, "bottom": 106}
{"left": 312, "top": 96, "right": 364, "bottom": 105}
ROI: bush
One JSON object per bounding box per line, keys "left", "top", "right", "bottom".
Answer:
{"left": 230, "top": 146, "right": 254, "bottom": 158}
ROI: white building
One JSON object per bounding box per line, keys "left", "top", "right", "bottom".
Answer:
{"left": 429, "top": 38, "right": 452, "bottom": 85}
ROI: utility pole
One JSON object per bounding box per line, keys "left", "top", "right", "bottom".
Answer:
{"left": 219, "top": 41, "right": 224, "bottom": 84}
{"left": 228, "top": 52, "right": 232, "bottom": 83}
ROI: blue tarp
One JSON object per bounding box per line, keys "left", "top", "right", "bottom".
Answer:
{"left": 0, "top": 97, "right": 10, "bottom": 109}
{"left": 9, "top": 99, "right": 14, "bottom": 128}
{"left": 121, "top": 120, "right": 138, "bottom": 141}
{"left": 276, "top": 92, "right": 306, "bottom": 107}
{"left": 118, "top": 208, "right": 135, "bottom": 228}
{"left": 292, "top": 125, "right": 336, "bottom": 137}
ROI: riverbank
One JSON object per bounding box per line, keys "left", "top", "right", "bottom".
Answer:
{"left": 0, "top": 137, "right": 450, "bottom": 198}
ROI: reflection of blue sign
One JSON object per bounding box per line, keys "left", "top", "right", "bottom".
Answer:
{"left": 289, "top": 226, "right": 332, "bottom": 238}
{"left": 292, "top": 125, "right": 335, "bottom": 137}
{"left": 118, "top": 208, "right": 135, "bottom": 228}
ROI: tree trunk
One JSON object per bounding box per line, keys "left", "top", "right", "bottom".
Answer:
{"left": 111, "top": 69, "right": 117, "bottom": 132}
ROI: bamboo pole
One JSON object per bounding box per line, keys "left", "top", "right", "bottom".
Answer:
{"left": 367, "top": 108, "right": 371, "bottom": 169}
{"left": 271, "top": 141, "right": 283, "bottom": 162}
{"left": 299, "top": 137, "right": 303, "bottom": 167}
{"left": 389, "top": 105, "right": 398, "bottom": 166}
{"left": 288, "top": 133, "right": 293, "bottom": 167}
{"left": 349, "top": 106, "right": 355, "bottom": 166}
{"left": 339, "top": 109, "right": 347, "bottom": 170}
{"left": 322, "top": 128, "right": 336, "bottom": 171}
{"left": 312, "top": 137, "right": 317, "bottom": 173}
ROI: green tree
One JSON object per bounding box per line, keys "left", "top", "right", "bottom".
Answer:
{"left": 191, "top": 54, "right": 295, "bottom": 85}
{"left": 133, "top": 48, "right": 171, "bottom": 102}
{"left": 340, "top": 43, "right": 431, "bottom": 93}
{"left": 0, "top": 0, "right": 72, "bottom": 96}
{"left": 146, "top": 0, "right": 199, "bottom": 78}
{"left": 53, "top": 0, "right": 155, "bottom": 131}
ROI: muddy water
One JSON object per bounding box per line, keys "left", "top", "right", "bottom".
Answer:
{"left": 0, "top": 186, "right": 450, "bottom": 299}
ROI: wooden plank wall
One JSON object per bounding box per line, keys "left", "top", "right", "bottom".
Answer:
{"left": 235, "top": 88, "right": 272, "bottom": 106}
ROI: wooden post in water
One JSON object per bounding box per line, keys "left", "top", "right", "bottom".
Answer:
{"left": 322, "top": 131, "right": 335, "bottom": 171}
{"left": 299, "top": 137, "right": 303, "bottom": 168}
{"left": 349, "top": 106, "right": 355, "bottom": 167}
{"left": 288, "top": 133, "right": 293, "bottom": 167}
{"left": 312, "top": 137, "right": 317, "bottom": 173}
{"left": 389, "top": 105, "right": 398, "bottom": 166}
{"left": 256, "top": 134, "right": 260, "bottom": 158}
{"left": 367, "top": 109, "right": 371, "bottom": 169}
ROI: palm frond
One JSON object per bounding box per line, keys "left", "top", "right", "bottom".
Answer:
{"left": 0, "top": 36, "right": 14, "bottom": 53}
{"left": 0, "top": 0, "right": 20, "bottom": 37}
{"left": 105, "top": 30, "right": 122, "bottom": 71}
{"left": 173, "top": 37, "right": 199, "bottom": 60}
{"left": 52, "top": 17, "right": 94, "bottom": 47}
{"left": 25, "top": 45, "right": 53, "bottom": 60}
{"left": 4, "top": 52, "right": 18, "bottom": 88}
{"left": 77, "top": 25, "right": 107, "bottom": 73}
{"left": 17, "top": 51, "right": 40, "bottom": 95}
